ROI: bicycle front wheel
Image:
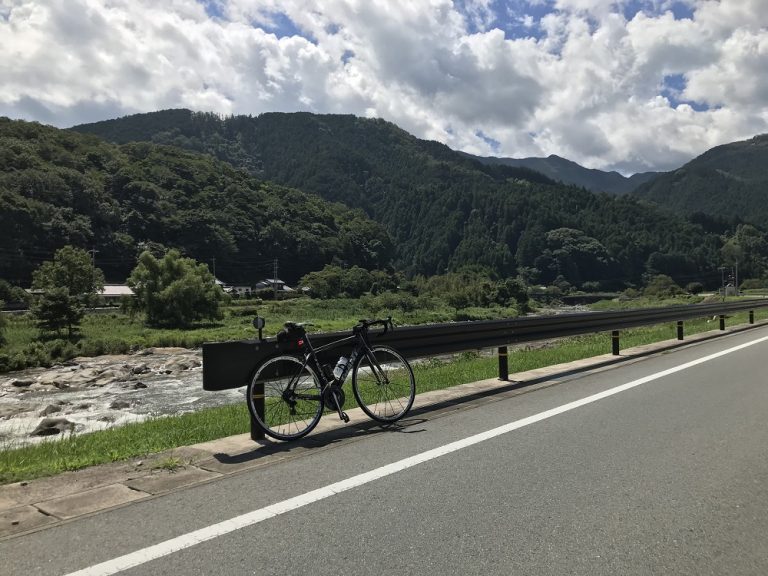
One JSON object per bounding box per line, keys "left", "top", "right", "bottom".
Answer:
{"left": 352, "top": 346, "right": 415, "bottom": 423}
{"left": 247, "top": 355, "right": 323, "bottom": 441}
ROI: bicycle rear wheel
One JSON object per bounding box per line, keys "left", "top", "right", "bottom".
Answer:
{"left": 352, "top": 346, "right": 415, "bottom": 423}
{"left": 247, "top": 355, "right": 323, "bottom": 441}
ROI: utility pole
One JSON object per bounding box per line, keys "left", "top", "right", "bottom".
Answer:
{"left": 718, "top": 266, "right": 725, "bottom": 300}
{"left": 89, "top": 247, "right": 99, "bottom": 267}
{"left": 89, "top": 247, "right": 99, "bottom": 306}
{"left": 211, "top": 257, "right": 216, "bottom": 280}
{"left": 89, "top": 247, "right": 99, "bottom": 281}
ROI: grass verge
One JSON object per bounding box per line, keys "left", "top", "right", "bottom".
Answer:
{"left": 0, "top": 311, "right": 757, "bottom": 485}
{"left": 0, "top": 297, "right": 520, "bottom": 373}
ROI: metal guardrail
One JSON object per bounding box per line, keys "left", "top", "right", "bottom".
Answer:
{"left": 202, "top": 299, "right": 768, "bottom": 392}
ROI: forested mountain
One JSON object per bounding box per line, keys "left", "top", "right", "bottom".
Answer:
{"left": 71, "top": 109, "right": 750, "bottom": 289}
{"left": 0, "top": 118, "right": 392, "bottom": 285}
{"left": 467, "top": 153, "right": 659, "bottom": 195}
{"left": 633, "top": 135, "right": 768, "bottom": 225}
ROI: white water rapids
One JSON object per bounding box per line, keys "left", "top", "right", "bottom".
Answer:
{"left": 0, "top": 348, "right": 244, "bottom": 449}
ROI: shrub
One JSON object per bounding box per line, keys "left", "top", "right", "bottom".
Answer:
{"left": 643, "top": 275, "right": 684, "bottom": 298}
{"left": 620, "top": 287, "right": 641, "bottom": 300}
{"left": 0, "top": 281, "right": 30, "bottom": 308}
{"left": 128, "top": 249, "right": 226, "bottom": 328}
{"left": 685, "top": 282, "right": 705, "bottom": 295}
{"left": 361, "top": 291, "right": 418, "bottom": 314}
{"left": 740, "top": 278, "right": 766, "bottom": 290}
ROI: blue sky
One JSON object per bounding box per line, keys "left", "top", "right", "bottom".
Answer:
{"left": 1, "top": 0, "right": 766, "bottom": 173}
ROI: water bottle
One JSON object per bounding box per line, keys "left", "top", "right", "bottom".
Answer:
{"left": 332, "top": 356, "right": 348, "bottom": 379}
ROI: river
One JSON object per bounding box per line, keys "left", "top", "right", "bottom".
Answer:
{"left": 0, "top": 348, "right": 244, "bottom": 449}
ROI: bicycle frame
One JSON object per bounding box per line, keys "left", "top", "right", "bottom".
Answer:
{"left": 286, "top": 323, "right": 386, "bottom": 419}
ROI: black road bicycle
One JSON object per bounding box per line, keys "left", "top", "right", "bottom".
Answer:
{"left": 247, "top": 317, "right": 416, "bottom": 441}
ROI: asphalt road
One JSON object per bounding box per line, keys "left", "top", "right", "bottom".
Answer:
{"left": 3, "top": 326, "right": 768, "bottom": 576}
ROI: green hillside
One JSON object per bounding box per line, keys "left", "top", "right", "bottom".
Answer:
{"left": 0, "top": 117, "right": 392, "bottom": 285}
{"left": 633, "top": 135, "right": 768, "bottom": 224}
{"left": 71, "top": 110, "right": 742, "bottom": 289}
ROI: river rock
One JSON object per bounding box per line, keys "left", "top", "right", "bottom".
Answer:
{"left": 131, "top": 363, "right": 150, "bottom": 375}
{"left": 10, "top": 379, "right": 34, "bottom": 388}
{"left": 87, "top": 367, "right": 133, "bottom": 388}
{"left": 39, "top": 404, "right": 63, "bottom": 416}
{"left": 160, "top": 357, "right": 201, "bottom": 372}
{"left": 109, "top": 400, "right": 131, "bottom": 410}
{"left": 129, "top": 382, "right": 147, "bottom": 390}
{"left": 30, "top": 418, "right": 75, "bottom": 436}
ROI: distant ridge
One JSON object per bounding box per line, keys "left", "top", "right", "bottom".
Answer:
{"left": 632, "top": 134, "right": 768, "bottom": 225}
{"left": 467, "top": 153, "right": 659, "bottom": 195}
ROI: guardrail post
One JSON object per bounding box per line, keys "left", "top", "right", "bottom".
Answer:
{"left": 250, "top": 382, "right": 265, "bottom": 441}
{"left": 677, "top": 321, "right": 684, "bottom": 340}
{"left": 719, "top": 315, "right": 726, "bottom": 330}
{"left": 611, "top": 331, "right": 620, "bottom": 355}
{"left": 498, "top": 346, "right": 508, "bottom": 380}
{"left": 750, "top": 310, "right": 754, "bottom": 324}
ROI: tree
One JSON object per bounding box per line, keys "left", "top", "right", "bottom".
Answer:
{"left": 128, "top": 249, "right": 225, "bottom": 327}
{"left": 32, "top": 287, "right": 84, "bottom": 337}
{"left": 544, "top": 228, "right": 611, "bottom": 288}
{"left": 721, "top": 225, "right": 768, "bottom": 280}
{"left": 32, "top": 246, "right": 104, "bottom": 299}
{"left": 300, "top": 265, "right": 344, "bottom": 299}
{"left": 343, "top": 266, "right": 374, "bottom": 298}
{"left": 31, "top": 246, "right": 103, "bottom": 337}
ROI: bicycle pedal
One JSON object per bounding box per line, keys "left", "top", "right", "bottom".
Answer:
{"left": 340, "top": 411, "right": 350, "bottom": 423}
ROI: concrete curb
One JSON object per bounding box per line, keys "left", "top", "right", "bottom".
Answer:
{"left": 1, "top": 321, "right": 765, "bottom": 539}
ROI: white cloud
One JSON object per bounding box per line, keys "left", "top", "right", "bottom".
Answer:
{"left": 0, "top": 0, "right": 766, "bottom": 173}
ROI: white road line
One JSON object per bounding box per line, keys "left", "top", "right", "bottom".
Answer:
{"left": 64, "top": 333, "right": 768, "bottom": 576}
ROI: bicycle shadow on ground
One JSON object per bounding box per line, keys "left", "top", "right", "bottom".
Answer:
{"left": 211, "top": 415, "right": 430, "bottom": 465}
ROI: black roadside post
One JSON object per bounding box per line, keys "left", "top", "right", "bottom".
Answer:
{"left": 677, "top": 320, "right": 684, "bottom": 340}
{"left": 611, "top": 331, "right": 620, "bottom": 355}
{"left": 719, "top": 315, "right": 726, "bottom": 330}
{"left": 250, "top": 383, "right": 265, "bottom": 441}
{"left": 498, "top": 346, "right": 509, "bottom": 380}
{"left": 250, "top": 314, "right": 267, "bottom": 440}
{"left": 750, "top": 310, "right": 754, "bottom": 324}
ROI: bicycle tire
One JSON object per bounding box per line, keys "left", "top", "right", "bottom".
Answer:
{"left": 247, "top": 355, "right": 323, "bottom": 441}
{"left": 351, "top": 346, "right": 415, "bottom": 423}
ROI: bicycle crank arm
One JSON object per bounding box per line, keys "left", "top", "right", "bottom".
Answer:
{"left": 332, "top": 396, "right": 350, "bottom": 423}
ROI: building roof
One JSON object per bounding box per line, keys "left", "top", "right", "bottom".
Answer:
{"left": 99, "top": 285, "right": 134, "bottom": 296}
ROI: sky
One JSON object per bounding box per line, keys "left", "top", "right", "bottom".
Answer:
{"left": 1, "top": 0, "right": 767, "bottom": 174}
